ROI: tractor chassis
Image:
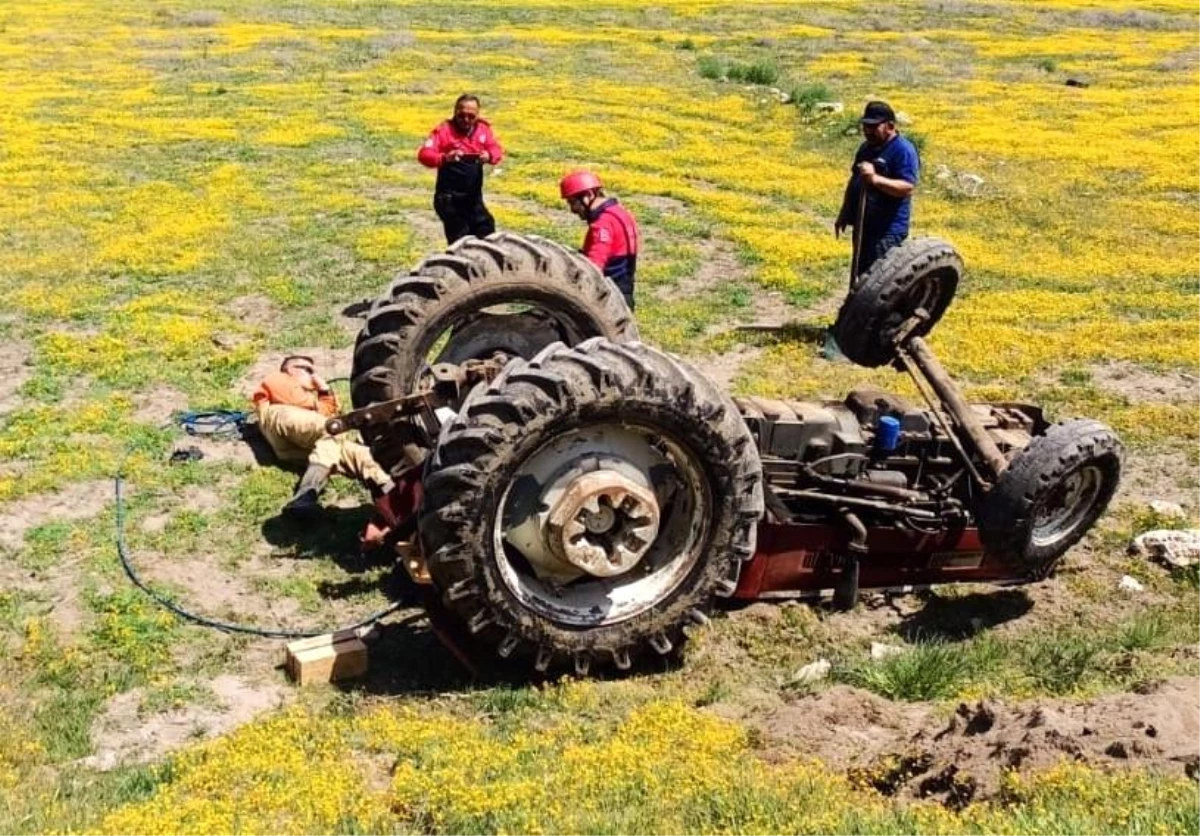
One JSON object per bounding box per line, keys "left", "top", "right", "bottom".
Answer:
{"left": 331, "top": 310, "right": 1037, "bottom": 608}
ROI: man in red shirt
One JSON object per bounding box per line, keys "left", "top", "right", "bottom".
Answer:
{"left": 252, "top": 355, "right": 393, "bottom": 518}
{"left": 560, "top": 170, "right": 640, "bottom": 310}
{"left": 418, "top": 94, "right": 505, "bottom": 245}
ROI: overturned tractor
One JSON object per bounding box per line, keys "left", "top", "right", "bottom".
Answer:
{"left": 335, "top": 233, "right": 1122, "bottom": 676}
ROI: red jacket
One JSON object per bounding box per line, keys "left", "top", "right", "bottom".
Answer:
{"left": 417, "top": 119, "right": 504, "bottom": 168}
{"left": 583, "top": 198, "right": 639, "bottom": 297}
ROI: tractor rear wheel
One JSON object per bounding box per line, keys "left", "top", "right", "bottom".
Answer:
{"left": 832, "top": 237, "right": 962, "bottom": 368}
{"left": 418, "top": 338, "right": 764, "bottom": 676}
{"left": 350, "top": 233, "right": 638, "bottom": 475}
{"left": 978, "top": 419, "right": 1123, "bottom": 578}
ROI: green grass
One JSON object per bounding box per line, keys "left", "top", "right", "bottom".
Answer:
{"left": 0, "top": 0, "right": 1196, "bottom": 832}
{"left": 838, "top": 639, "right": 973, "bottom": 701}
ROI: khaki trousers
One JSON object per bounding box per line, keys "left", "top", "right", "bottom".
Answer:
{"left": 256, "top": 403, "right": 390, "bottom": 488}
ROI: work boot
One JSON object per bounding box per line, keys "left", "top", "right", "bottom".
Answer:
{"left": 283, "top": 464, "right": 331, "bottom": 519}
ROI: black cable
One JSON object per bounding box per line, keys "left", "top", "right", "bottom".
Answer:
{"left": 114, "top": 469, "right": 410, "bottom": 639}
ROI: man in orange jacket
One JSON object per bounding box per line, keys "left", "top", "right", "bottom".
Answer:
{"left": 252, "top": 355, "right": 393, "bottom": 518}
{"left": 418, "top": 94, "right": 505, "bottom": 245}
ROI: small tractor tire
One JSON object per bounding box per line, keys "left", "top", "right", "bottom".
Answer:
{"left": 832, "top": 237, "right": 962, "bottom": 368}
{"left": 351, "top": 233, "right": 638, "bottom": 474}
{"left": 418, "top": 338, "right": 764, "bottom": 676}
{"left": 978, "top": 419, "right": 1123, "bottom": 578}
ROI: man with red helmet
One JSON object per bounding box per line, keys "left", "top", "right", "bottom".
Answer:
{"left": 418, "top": 94, "right": 505, "bottom": 245}
{"left": 560, "top": 170, "right": 640, "bottom": 310}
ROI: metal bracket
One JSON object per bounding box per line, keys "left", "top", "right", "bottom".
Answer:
{"left": 324, "top": 356, "right": 507, "bottom": 436}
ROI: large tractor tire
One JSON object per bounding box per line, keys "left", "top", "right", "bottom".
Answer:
{"left": 351, "top": 233, "right": 638, "bottom": 475}
{"left": 418, "top": 338, "right": 764, "bottom": 676}
{"left": 832, "top": 237, "right": 962, "bottom": 368}
{"left": 978, "top": 419, "right": 1123, "bottom": 578}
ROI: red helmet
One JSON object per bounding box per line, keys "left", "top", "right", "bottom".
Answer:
{"left": 560, "top": 170, "right": 602, "bottom": 200}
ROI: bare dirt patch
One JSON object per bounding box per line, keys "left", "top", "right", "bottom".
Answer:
{"left": 227, "top": 294, "right": 282, "bottom": 331}
{"left": 132, "top": 386, "right": 191, "bottom": 427}
{"left": 1090, "top": 361, "right": 1197, "bottom": 404}
{"left": 82, "top": 674, "right": 288, "bottom": 771}
{"left": 0, "top": 480, "right": 112, "bottom": 553}
{"left": 1115, "top": 449, "right": 1198, "bottom": 512}
{"left": 740, "top": 676, "right": 1198, "bottom": 805}
{"left": 634, "top": 194, "right": 688, "bottom": 213}
{"left": 0, "top": 339, "right": 32, "bottom": 415}
{"left": 134, "top": 549, "right": 302, "bottom": 627}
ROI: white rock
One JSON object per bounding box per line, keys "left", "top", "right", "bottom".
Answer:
{"left": 792, "top": 658, "right": 831, "bottom": 685}
{"left": 1131, "top": 529, "right": 1200, "bottom": 568}
{"left": 1148, "top": 500, "right": 1187, "bottom": 520}
{"left": 815, "top": 101, "right": 844, "bottom": 113}
{"left": 934, "top": 163, "right": 953, "bottom": 181}
{"left": 871, "top": 642, "right": 906, "bottom": 661}
{"left": 958, "top": 173, "right": 985, "bottom": 196}
{"left": 895, "top": 110, "right": 913, "bottom": 125}
{"left": 1118, "top": 575, "right": 1145, "bottom": 593}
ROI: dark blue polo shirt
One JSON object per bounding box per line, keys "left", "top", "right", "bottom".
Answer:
{"left": 848, "top": 134, "right": 920, "bottom": 239}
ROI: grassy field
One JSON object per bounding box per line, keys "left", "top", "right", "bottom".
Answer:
{"left": 1, "top": 0, "right": 1197, "bottom": 832}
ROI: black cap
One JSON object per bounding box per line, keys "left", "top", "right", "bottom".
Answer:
{"left": 860, "top": 100, "right": 896, "bottom": 125}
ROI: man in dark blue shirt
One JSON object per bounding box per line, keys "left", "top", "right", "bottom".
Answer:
{"left": 835, "top": 101, "right": 920, "bottom": 279}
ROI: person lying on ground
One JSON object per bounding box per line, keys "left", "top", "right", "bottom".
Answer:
{"left": 251, "top": 355, "right": 394, "bottom": 518}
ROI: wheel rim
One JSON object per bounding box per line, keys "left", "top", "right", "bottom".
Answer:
{"left": 885, "top": 272, "right": 944, "bottom": 334}
{"left": 431, "top": 308, "right": 570, "bottom": 368}
{"left": 1030, "top": 464, "right": 1104, "bottom": 548}
{"left": 492, "top": 422, "right": 711, "bottom": 627}
{"left": 411, "top": 304, "right": 595, "bottom": 420}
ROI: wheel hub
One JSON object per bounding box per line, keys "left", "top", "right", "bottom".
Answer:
{"left": 546, "top": 471, "right": 660, "bottom": 577}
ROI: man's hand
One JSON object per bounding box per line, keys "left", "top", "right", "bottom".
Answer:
{"left": 311, "top": 374, "right": 330, "bottom": 394}
{"left": 856, "top": 161, "right": 877, "bottom": 187}
{"left": 479, "top": 150, "right": 490, "bottom": 164}
{"left": 444, "top": 149, "right": 464, "bottom": 163}
{"left": 834, "top": 219, "right": 848, "bottom": 239}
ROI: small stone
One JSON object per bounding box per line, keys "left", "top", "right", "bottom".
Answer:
{"left": 958, "top": 173, "right": 985, "bottom": 196}
{"left": 934, "top": 163, "right": 953, "bottom": 181}
{"left": 815, "top": 101, "right": 843, "bottom": 114}
{"left": 895, "top": 110, "right": 913, "bottom": 125}
{"left": 1147, "top": 500, "right": 1187, "bottom": 520}
{"left": 871, "top": 642, "right": 906, "bottom": 661}
{"left": 1118, "top": 575, "right": 1145, "bottom": 593}
{"left": 792, "top": 658, "right": 831, "bottom": 685}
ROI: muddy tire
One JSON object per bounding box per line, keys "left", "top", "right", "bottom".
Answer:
{"left": 832, "top": 238, "right": 962, "bottom": 368}
{"left": 351, "top": 233, "right": 638, "bottom": 474}
{"left": 978, "top": 419, "right": 1123, "bottom": 578}
{"left": 418, "top": 338, "right": 764, "bottom": 676}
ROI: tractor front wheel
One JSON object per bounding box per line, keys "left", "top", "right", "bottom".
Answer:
{"left": 978, "top": 419, "right": 1123, "bottom": 578}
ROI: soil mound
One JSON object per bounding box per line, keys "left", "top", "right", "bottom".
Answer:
{"left": 753, "top": 677, "right": 1198, "bottom": 806}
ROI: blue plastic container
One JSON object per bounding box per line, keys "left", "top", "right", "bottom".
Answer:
{"left": 875, "top": 415, "right": 901, "bottom": 452}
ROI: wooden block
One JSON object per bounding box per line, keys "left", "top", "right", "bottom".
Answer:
{"left": 285, "top": 633, "right": 369, "bottom": 685}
